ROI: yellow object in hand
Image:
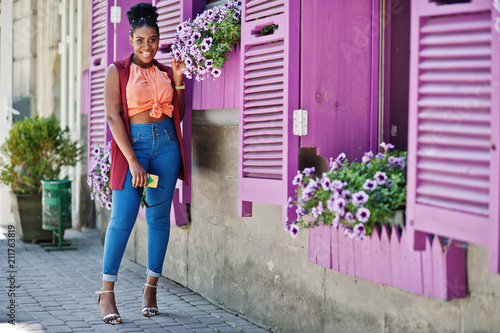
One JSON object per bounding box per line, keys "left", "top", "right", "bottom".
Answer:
{"left": 147, "top": 174, "right": 159, "bottom": 188}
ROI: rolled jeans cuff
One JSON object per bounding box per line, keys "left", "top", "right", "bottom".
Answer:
{"left": 101, "top": 273, "right": 118, "bottom": 282}
{"left": 146, "top": 268, "right": 162, "bottom": 278}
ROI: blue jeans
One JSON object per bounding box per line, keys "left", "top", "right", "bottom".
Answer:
{"left": 101, "top": 117, "right": 181, "bottom": 282}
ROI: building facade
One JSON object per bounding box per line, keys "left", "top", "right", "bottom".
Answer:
{"left": 2, "top": 0, "right": 500, "bottom": 332}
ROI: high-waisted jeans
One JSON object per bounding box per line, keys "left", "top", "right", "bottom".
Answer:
{"left": 101, "top": 117, "right": 181, "bottom": 282}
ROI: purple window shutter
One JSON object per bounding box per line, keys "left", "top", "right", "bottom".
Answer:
{"left": 88, "top": 0, "right": 112, "bottom": 166}
{"left": 153, "top": 0, "right": 192, "bottom": 225}
{"left": 238, "top": 0, "right": 300, "bottom": 225}
{"left": 407, "top": 0, "right": 500, "bottom": 272}
{"left": 88, "top": 0, "right": 138, "bottom": 162}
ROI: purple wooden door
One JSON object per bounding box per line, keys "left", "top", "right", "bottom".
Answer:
{"left": 300, "top": 0, "right": 378, "bottom": 161}
{"left": 238, "top": 0, "right": 300, "bottom": 225}
{"left": 407, "top": 0, "right": 500, "bottom": 272}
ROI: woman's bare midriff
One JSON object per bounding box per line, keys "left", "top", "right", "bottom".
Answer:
{"left": 129, "top": 109, "right": 170, "bottom": 124}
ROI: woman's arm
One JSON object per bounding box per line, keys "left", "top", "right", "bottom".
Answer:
{"left": 104, "top": 64, "right": 148, "bottom": 188}
{"left": 171, "top": 59, "right": 186, "bottom": 122}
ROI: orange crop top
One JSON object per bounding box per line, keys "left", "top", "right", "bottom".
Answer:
{"left": 126, "top": 63, "right": 174, "bottom": 118}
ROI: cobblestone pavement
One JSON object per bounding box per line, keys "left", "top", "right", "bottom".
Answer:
{"left": 0, "top": 227, "right": 269, "bottom": 333}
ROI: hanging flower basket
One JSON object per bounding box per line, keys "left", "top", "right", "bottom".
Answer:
{"left": 171, "top": 0, "right": 241, "bottom": 81}
{"left": 286, "top": 143, "right": 407, "bottom": 240}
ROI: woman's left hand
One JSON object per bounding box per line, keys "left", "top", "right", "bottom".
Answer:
{"left": 172, "top": 58, "right": 185, "bottom": 86}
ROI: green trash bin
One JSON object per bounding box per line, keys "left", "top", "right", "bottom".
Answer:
{"left": 42, "top": 180, "right": 72, "bottom": 231}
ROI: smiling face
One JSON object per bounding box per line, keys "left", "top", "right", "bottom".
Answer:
{"left": 129, "top": 26, "right": 159, "bottom": 68}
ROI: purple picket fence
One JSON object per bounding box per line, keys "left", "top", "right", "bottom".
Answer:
{"left": 309, "top": 224, "right": 466, "bottom": 299}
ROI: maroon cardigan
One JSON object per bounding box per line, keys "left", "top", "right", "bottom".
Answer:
{"left": 108, "top": 54, "right": 188, "bottom": 190}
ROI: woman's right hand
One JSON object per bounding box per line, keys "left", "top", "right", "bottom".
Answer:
{"left": 129, "top": 160, "right": 148, "bottom": 188}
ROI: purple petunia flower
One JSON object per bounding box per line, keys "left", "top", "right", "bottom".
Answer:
{"left": 211, "top": 68, "right": 222, "bottom": 78}
{"left": 353, "top": 223, "right": 366, "bottom": 241}
{"left": 380, "top": 142, "right": 395, "bottom": 152}
{"left": 344, "top": 225, "right": 355, "bottom": 239}
{"left": 390, "top": 157, "right": 405, "bottom": 170}
{"left": 203, "top": 37, "right": 213, "bottom": 48}
{"left": 206, "top": 9, "right": 214, "bottom": 20}
{"left": 362, "top": 151, "right": 373, "bottom": 163}
{"left": 105, "top": 202, "right": 112, "bottom": 210}
{"left": 292, "top": 171, "right": 303, "bottom": 185}
{"left": 327, "top": 197, "right": 335, "bottom": 212}
{"left": 352, "top": 191, "right": 369, "bottom": 206}
{"left": 363, "top": 179, "right": 377, "bottom": 191}
{"left": 303, "top": 178, "right": 319, "bottom": 196}
{"left": 345, "top": 212, "right": 355, "bottom": 223}
{"left": 197, "top": 66, "right": 207, "bottom": 75}
{"left": 200, "top": 42, "right": 210, "bottom": 52}
{"left": 374, "top": 171, "right": 388, "bottom": 185}
{"left": 330, "top": 180, "right": 344, "bottom": 191}
{"left": 356, "top": 207, "right": 371, "bottom": 223}
{"left": 375, "top": 152, "right": 385, "bottom": 159}
{"left": 172, "top": 49, "right": 181, "bottom": 60}
{"left": 289, "top": 224, "right": 299, "bottom": 238}
{"left": 335, "top": 152, "right": 346, "bottom": 164}
{"left": 321, "top": 173, "right": 331, "bottom": 191}
{"left": 317, "top": 201, "right": 324, "bottom": 216}
{"left": 329, "top": 157, "right": 339, "bottom": 171}
{"left": 302, "top": 167, "right": 315, "bottom": 177}
{"left": 333, "top": 198, "right": 346, "bottom": 214}
{"left": 332, "top": 215, "right": 340, "bottom": 228}
{"left": 296, "top": 206, "right": 306, "bottom": 219}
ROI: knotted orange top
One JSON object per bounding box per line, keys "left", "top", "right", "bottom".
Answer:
{"left": 126, "top": 63, "right": 174, "bottom": 118}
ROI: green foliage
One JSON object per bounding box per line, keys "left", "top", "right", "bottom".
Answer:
{"left": 0, "top": 115, "right": 82, "bottom": 194}
{"left": 259, "top": 24, "right": 278, "bottom": 36}
{"left": 204, "top": 8, "right": 241, "bottom": 69}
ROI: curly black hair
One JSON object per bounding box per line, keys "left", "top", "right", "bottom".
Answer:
{"left": 126, "top": 3, "right": 159, "bottom": 36}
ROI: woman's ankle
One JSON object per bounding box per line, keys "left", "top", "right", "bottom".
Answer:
{"left": 102, "top": 280, "right": 115, "bottom": 291}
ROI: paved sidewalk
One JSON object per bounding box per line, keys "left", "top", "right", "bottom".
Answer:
{"left": 0, "top": 227, "right": 269, "bottom": 333}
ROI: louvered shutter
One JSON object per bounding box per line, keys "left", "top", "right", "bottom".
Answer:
{"left": 153, "top": 0, "right": 192, "bottom": 225}
{"left": 238, "top": 0, "right": 300, "bottom": 224}
{"left": 407, "top": 0, "right": 500, "bottom": 272}
{"left": 88, "top": 0, "right": 137, "bottom": 163}
{"left": 88, "top": 0, "right": 112, "bottom": 162}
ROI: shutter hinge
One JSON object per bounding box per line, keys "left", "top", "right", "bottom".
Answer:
{"left": 110, "top": 6, "right": 121, "bottom": 24}
{"left": 293, "top": 109, "right": 308, "bottom": 136}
